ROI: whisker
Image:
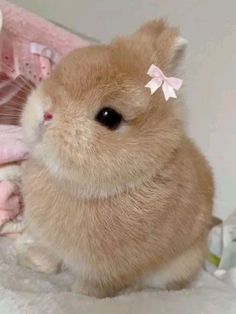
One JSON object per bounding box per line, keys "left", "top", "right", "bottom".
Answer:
{"left": 0, "top": 61, "right": 35, "bottom": 90}
{"left": 10, "top": 84, "right": 32, "bottom": 94}
{"left": 0, "top": 77, "right": 24, "bottom": 87}
{"left": 0, "top": 79, "right": 15, "bottom": 89}
{"left": 10, "top": 77, "right": 33, "bottom": 88}
{"left": 0, "top": 105, "right": 23, "bottom": 111}
{"left": 0, "top": 77, "right": 30, "bottom": 91}
{"left": 2, "top": 105, "right": 25, "bottom": 111}
{"left": 0, "top": 113, "right": 21, "bottom": 116}
{"left": 0, "top": 114, "right": 22, "bottom": 117}
{"left": 0, "top": 89, "right": 24, "bottom": 106}
{"left": 0, "top": 101, "right": 25, "bottom": 108}
{"left": 0, "top": 120, "right": 20, "bottom": 125}
{"left": 0, "top": 109, "right": 23, "bottom": 114}
{"left": 11, "top": 80, "right": 33, "bottom": 93}
{"left": 16, "top": 77, "right": 34, "bottom": 90}
{"left": 0, "top": 62, "right": 37, "bottom": 124}
{"left": 0, "top": 120, "right": 19, "bottom": 122}
{"left": 0, "top": 86, "right": 32, "bottom": 107}
{"left": 0, "top": 94, "right": 29, "bottom": 103}
{"left": 0, "top": 117, "right": 19, "bottom": 120}
{"left": 0, "top": 100, "right": 24, "bottom": 105}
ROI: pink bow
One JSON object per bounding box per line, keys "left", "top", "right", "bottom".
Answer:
{"left": 145, "top": 64, "right": 183, "bottom": 101}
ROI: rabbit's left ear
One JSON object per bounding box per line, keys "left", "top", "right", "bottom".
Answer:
{"left": 129, "top": 20, "right": 187, "bottom": 75}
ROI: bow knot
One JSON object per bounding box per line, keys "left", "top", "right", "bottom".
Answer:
{"left": 145, "top": 64, "right": 183, "bottom": 101}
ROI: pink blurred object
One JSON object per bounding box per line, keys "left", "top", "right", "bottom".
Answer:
{"left": 0, "top": 180, "right": 21, "bottom": 225}
{"left": 0, "top": 0, "right": 90, "bottom": 237}
{"left": 0, "top": 0, "right": 90, "bottom": 125}
{"left": 0, "top": 0, "right": 89, "bottom": 56}
{"left": 0, "top": 124, "right": 26, "bottom": 236}
{"left": 0, "top": 0, "right": 89, "bottom": 87}
{"left": 0, "top": 125, "right": 28, "bottom": 163}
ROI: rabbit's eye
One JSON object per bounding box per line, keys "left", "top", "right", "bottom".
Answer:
{"left": 95, "top": 107, "right": 122, "bottom": 130}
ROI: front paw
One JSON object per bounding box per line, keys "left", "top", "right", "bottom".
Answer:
{"left": 17, "top": 246, "right": 61, "bottom": 274}
{"left": 72, "top": 278, "right": 110, "bottom": 298}
{"left": 15, "top": 234, "right": 61, "bottom": 274}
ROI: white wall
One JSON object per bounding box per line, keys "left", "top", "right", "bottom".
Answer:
{"left": 10, "top": 0, "right": 236, "bottom": 218}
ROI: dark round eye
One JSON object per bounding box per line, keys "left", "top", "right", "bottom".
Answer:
{"left": 95, "top": 107, "right": 123, "bottom": 130}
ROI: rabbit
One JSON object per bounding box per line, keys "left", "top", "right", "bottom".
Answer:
{"left": 17, "top": 20, "right": 214, "bottom": 298}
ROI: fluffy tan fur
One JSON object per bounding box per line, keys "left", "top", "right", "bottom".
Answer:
{"left": 19, "top": 20, "right": 214, "bottom": 298}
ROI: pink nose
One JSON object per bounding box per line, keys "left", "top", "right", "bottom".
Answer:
{"left": 44, "top": 112, "right": 53, "bottom": 121}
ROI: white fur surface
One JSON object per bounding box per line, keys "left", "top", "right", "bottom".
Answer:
{"left": 0, "top": 238, "right": 235, "bottom": 314}
{"left": 0, "top": 165, "right": 21, "bottom": 182}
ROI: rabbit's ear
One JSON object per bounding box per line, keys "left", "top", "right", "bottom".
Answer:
{"left": 129, "top": 20, "right": 187, "bottom": 75}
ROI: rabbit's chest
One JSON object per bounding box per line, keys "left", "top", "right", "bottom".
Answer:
{"left": 25, "top": 182, "right": 149, "bottom": 264}
{"left": 22, "top": 160, "right": 170, "bottom": 276}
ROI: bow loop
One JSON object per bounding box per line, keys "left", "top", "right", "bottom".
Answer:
{"left": 145, "top": 64, "right": 183, "bottom": 101}
{"left": 166, "top": 77, "right": 183, "bottom": 90}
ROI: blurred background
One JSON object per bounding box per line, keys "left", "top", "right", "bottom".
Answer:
{"left": 9, "top": 0, "right": 236, "bottom": 219}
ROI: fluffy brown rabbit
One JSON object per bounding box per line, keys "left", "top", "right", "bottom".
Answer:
{"left": 18, "top": 20, "right": 214, "bottom": 298}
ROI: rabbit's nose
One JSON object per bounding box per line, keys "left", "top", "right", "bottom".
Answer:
{"left": 44, "top": 112, "right": 53, "bottom": 121}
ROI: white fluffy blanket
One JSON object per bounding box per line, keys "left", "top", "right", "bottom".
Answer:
{"left": 0, "top": 238, "right": 235, "bottom": 314}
